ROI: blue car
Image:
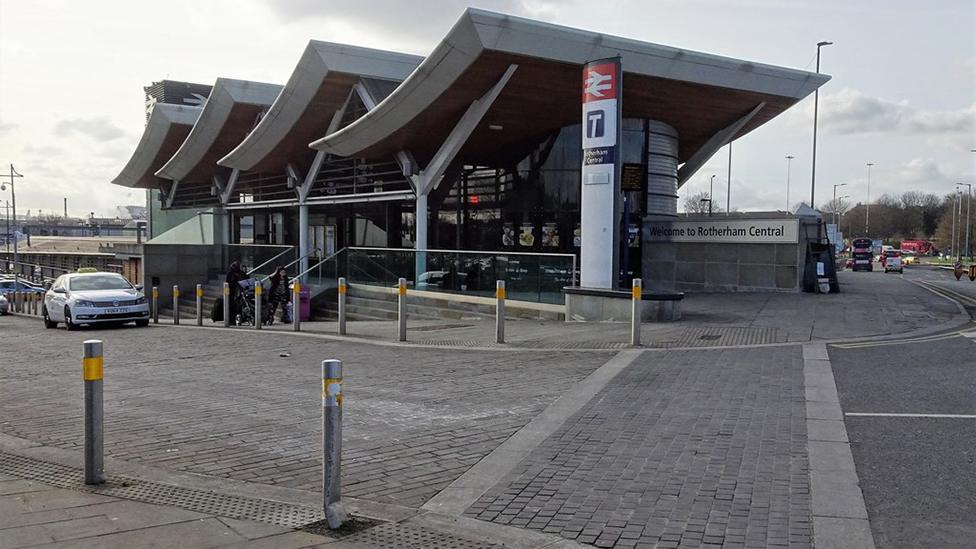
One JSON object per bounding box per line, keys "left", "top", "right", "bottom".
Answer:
{"left": 0, "top": 278, "right": 46, "bottom": 296}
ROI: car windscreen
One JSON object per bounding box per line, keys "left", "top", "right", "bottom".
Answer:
{"left": 67, "top": 275, "right": 132, "bottom": 291}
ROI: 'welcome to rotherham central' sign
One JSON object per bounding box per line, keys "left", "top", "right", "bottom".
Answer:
{"left": 644, "top": 219, "right": 800, "bottom": 244}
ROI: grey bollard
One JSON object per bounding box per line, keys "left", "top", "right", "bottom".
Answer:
{"left": 496, "top": 280, "right": 506, "bottom": 344}
{"left": 83, "top": 339, "right": 105, "bottom": 485}
{"left": 195, "top": 284, "right": 203, "bottom": 326}
{"left": 397, "top": 278, "right": 407, "bottom": 342}
{"left": 223, "top": 282, "right": 231, "bottom": 327}
{"left": 292, "top": 281, "right": 301, "bottom": 332}
{"left": 321, "top": 359, "right": 347, "bottom": 529}
{"left": 172, "top": 285, "right": 180, "bottom": 325}
{"left": 152, "top": 287, "right": 159, "bottom": 324}
{"left": 254, "top": 282, "right": 263, "bottom": 330}
{"left": 337, "top": 277, "right": 347, "bottom": 336}
{"left": 32, "top": 293, "right": 38, "bottom": 315}
{"left": 631, "top": 278, "right": 642, "bottom": 346}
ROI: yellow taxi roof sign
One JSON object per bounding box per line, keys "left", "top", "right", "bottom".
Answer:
{"left": 77, "top": 267, "right": 99, "bottom": 273}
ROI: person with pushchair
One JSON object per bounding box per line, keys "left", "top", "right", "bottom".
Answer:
{"left": 268, "top": 266, "right": 292, "bottom": 323}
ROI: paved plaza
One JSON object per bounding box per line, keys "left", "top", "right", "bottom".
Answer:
{"left": 1, "top": 269, "right": 973, "bottom": 547}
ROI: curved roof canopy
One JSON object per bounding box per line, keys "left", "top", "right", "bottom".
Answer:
{"left": 310, "top": 8, "right": 830, "bottom": 166}
{"left": 218, "top": 41, "right": 422, "bottom": 174}
{"left": 155, "top": 78, "right": 283, "bottom": 184}
{"left": 111, "top": 104, "right": 201, "bottom": 189}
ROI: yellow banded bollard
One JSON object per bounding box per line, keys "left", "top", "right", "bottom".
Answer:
{"left": 254, "top": 282, "right": 263, "bottom": 330}
{"left": 496, "top": 280, "right": 506, "bottom": 344}
{"left": 337, "top": 277, "right": 347, "bottom": 336}
{"left": 83, "top": 339, "right": 105, "bottom": 485}
{"left": 631, "top": 278, "right": 642, "bottom": 346}
{"left": 172, "top": 285, "right": 180, "bottom": 325}
{"left": 292, "top": 281, "right": 301, "bottom": 332}
{"left": 321, "top": 359, "right": 346, "bottom": 528}
{"left": 152, "top": 286, "right": 159, "bottom": 324}
{"left": 196, "top": 284, "right": 203, "bottom": 326}
{"left": 397, "top": 278, "right": 407, "bottom": 342}
{"left": 223, "top": 282, "right": 231, "bottom": 328}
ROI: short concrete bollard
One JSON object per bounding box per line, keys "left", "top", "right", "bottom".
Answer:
{"left": 83, "top": 339, "right": 105, "bottom": 485}
{"left": 195, "top": 284, "right": 203, "bottom": 326}
{"left": 223, "top": 282, "right": 231, "bottom": 328}
{"left": 397, "top": 278, "right": 407, "bottom": 342}
{"left": 496, "top": 280, "right": 506, "bottom": 344}
{"left": 337, "top": 277, "right": 347, "bottom": 336}
{"left": 292, "top": 281, "right": 301, "bottom": 332}
{"left": 254, "top": 282, "right": 263, "bottom": 330}
{"left": 631, "top": 278, "right": 642, "bottom": 346}
{"left": 172, "top": 285, "right": 180, "bottom": 325}
{"left": 321, "top": 359, "right": 346, "bottom": 528}
{"left": 152, "top": 287, "right": 159, "bottom": 324}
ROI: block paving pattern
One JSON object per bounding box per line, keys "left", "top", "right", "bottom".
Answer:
{"left": 466, "top": 346, "right": 811, "bottom": 548}
{"left": 0, "top": 317, "right": 609, "bottom": 508}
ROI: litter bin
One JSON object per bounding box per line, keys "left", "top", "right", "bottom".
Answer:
{"left": 300, "top": 286, "right": 311, "bottom": 321}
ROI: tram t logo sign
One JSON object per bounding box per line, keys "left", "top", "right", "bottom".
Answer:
{"left": 586, "top": 110, "right": 606, "bottom": 139}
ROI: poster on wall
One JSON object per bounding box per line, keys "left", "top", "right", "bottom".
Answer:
{"left": 502, "top": 223, "right": 515, "bottom": 246}
{"left": 542, "top": 223, "right": 559, "bottom": 247}
{"left": 628, "top": 224, "right": 640, "bottom": 248}
{"left": 519, "top": 224, "right": 535, "bottom": 247}
{"left": 580, "top": 57, "right": 622, "bottom": 288}
{"left": 573, "top": 224, "right": 581, "bottom": 247}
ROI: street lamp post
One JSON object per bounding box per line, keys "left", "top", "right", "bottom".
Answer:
{"left": 865, "top": 163, "right": 874, "bottom": 235}
{"left": 951, "top": 190, "right": 959, "bottom": 259}
{"left": 810, "top": 41, "right": 833, "bottom": 208}
{"left": 785, "top": 155, "right": 795, "bottom": 211}
{"left": 832, "top": 183, "right": 847, "bottom": 226}
{"left": 3, "top": 200, "right": 9, "bottom": 255}
{"left": 0, "top": 165, "right": 23, "bottom": 265}
{"left": 709, "top": 174, "right": 716, "bottom": 217}
{"left": 958, "top": 183, "right": 972, "bottom": 261}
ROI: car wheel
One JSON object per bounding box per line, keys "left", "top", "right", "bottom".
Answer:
{"left": 64, "top": 307, "right": 77, "bottom": 331}
{"left": 42, "top": 306, "right": 58, "bottom": 329}
{"left": 135, "top": 319, "right": 149, "bottom": 327}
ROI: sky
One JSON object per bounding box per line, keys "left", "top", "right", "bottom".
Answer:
{"left": 0, "top": 0, "right": 973, "bottom": 218}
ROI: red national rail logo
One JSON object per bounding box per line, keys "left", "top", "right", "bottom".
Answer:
{"left": 582, "top": 62, "right": 618, "bottom": 102}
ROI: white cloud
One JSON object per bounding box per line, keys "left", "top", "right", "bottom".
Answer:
{"left": 53, "top": 117, "right": 127, "bottom": 141}
{"left": 803, "top": 88, "right": 975, "bottom": 135}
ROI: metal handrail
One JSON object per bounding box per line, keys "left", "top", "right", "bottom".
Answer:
{"left": 245, "top": 246, "right": 295, "bottom": 277}
{"left": 294, "top": 248, "right": 346, "bottom": 281}
{"left": 347, "top": 246, "right": 575, "bottom": 260}
{"left": 258, "top": 248, "right": 321, "bottom": 283}
{"left": 346, "top": 246, "right": 578, "bottom": 286}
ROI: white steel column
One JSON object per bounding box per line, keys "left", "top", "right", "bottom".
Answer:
{"left": 415, "top": 192, "right": 428, "bottom": 280}
{"left": 299, "top": 203, "right": 310, "bottom": 280}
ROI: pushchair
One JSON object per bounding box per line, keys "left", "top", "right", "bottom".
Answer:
{"left": 235, "top": 278, "right": 273, "bottom": 326}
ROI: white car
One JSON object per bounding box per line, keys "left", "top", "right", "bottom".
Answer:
{"left": 43, "top": 272, "right": 150, "bottom": 330}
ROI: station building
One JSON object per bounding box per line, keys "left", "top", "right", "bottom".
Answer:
{"left": 112, "top": 9, "right": 830, "bottom": 317}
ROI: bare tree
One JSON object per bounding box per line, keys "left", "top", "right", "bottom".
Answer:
{"left": 820, "top": 197, "right": 851, "bottom": 223}
{"left": 681, "top": 191, "right": 722, "bottom": 214}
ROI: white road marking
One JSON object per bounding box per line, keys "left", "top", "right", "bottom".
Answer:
{"left": 846, "top": 412, "right": 976, "bottom": 419}
{"left": 831, "top": 332, "right": 965, "bottom": 349}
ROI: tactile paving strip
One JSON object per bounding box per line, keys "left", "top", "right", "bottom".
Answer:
{"left": 345, "top": 521, "right": 503, "bottom": 548}
{"left": 0, "top": 451, "right": 320, "bottom": 528}
{"left": 0, "top": 451, "right": 507, "bottom": 547}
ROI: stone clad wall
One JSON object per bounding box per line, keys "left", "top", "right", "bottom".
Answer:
{"left": 643, "top": 241, "right": 802, "bottom": 292}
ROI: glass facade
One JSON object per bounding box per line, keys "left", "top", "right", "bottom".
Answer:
{"left": 229, "top": 118, "right": 658, "bottom": 282}
{"left": 425, "top": 118, "right": 651, "bottom": 279}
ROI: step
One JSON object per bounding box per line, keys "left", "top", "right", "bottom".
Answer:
{"left": 346, "top": 298, "right": 463, "bottom": 321}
